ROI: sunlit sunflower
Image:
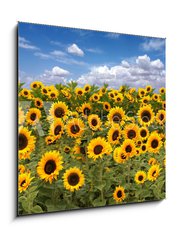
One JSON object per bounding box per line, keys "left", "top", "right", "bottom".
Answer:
{"left": 49, "top": 101, "right": 68, "bottom": 120}
{"left": 18, "top": 172, "right": 34, "bottom": 193}
{"left": 34, "top": 98, "right": 43, "bottom": 108}
{"left": 103, "top": 102, "right": 111, "bottom": 111}
{"left": 129, "top": 87, "right": 136, "bottom": 94}
{"left": 81, "top": 103, "right": 92, "bottom": 117}
{"left": 63, "top": 167, "right": 85, "bottom": 192}
{"left": 113, "top": 147, "right": 128, "bottom": 163}
{"left": 18, "top": 106, "right": 25, "bottom": 125}
{"left": 146, "top": 85, "right": 152, "bottom": 93}
{"left": 121, "top": 139, "right": 136, "bottom": 157}
{"left": 138, "top": 105, "right": 154, "bottom": 126}
{"left": 152, "top": 93, "right": 160, "bottom": 101}
{"left": 64, "top": 146, "right": 71, "bottom": 154}
{"left": 162, "top": 101, "right": 166, "bottom": 110}
{"left": 45, "top": 135, "right": 55, "bottom": 145}
{"left": 62, "top": 89, "right": 71, "bottom": 100}
{"left": 135, "top": 148, "right": 141, "bottom": 156}
{"left": 66, "top": 118, "right": 85, "bottom": 138}
{"left": 138, "top": 88, "right": 146, "bottom": 98}
{"left": 41, "top": 86, "right": 48, "bottom": 95}
{"left": 114, "top": 93, "right": 124, "bottom": 103}
{"left": 37, "top": 151, "right": 63, "bottom": 184}
{"left": 68, "top": 111, "right": 79, "bottom": 118}
{"left": 30, "top": 81, "right": 41, "bottom": 89}
{"left": 139, "top": 127, "right": 149, "bottom": 140}
{"left": 123, "top": 124, "right": 139, "bottom": 141}
{"left": 92, "top": 93, "right": 100, "bottom": 102}
{"left": 134, "top": 171, "right": 147, "bottom": 184}
{"left": 147, "top": 132, "right": 162, "bottom": 153}
{"left": 141, "top": 96, "right": 150, "bottom": 105}
{"left": 148, "top": 157, "right": 157, "bottom": 165}
{"left": 49, "top": 119, "right": 64, "bottom": 139}
{"left": 156, "top": 110, "right": 166, "bottom": 125}
{"left": 159, "top": 87, "right": 166, "bottom": 95}
{"left": 108, "top": 91, "right": 115, "bottom": 100}
{"left": 73, "top": 144, "right": 86, "bottom": 159}
{"left": 88, "top": 114, "right": 102, "bottom": 131}
{"left": 147, "top": 164, "right": 161, "bottom": 181}
{"left": 108, "top": 106, "right": 125, "bottom": 125}
{"left": 99, "top": 86, "right": 107, "bottom": 95}
{"left": 48, "top": 89, "right": 59, "bottom": 99}
{"left": 26, "top": 108, "right": 41, "bottom": 125}
{"left": 87, "top": 137, "right": 112, "bottom": 160}
{"left": 113, "top": 186, "right": 126, "bottom": 203}
{"left": 20, "top": 88, "right": 30, "bottom": 98}
{"left": 75, "top": 88, "right": 84, "bottom": 96}
{"left": 84, "top": 84, "right": 91, "bottom": 92}
{"left": 108, "top": 124, "right": 121, "bottom": 144}
{"left": 18, "top": 164, "right": 25, "bottom": 174}
{"left": 18, "top": 126, "right": 36, "bottom": 160}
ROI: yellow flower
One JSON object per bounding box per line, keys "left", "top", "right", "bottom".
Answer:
{"left": 108, "top": 124, "right": 121, "bottom": 144}
{"left": 155, "top": 110, "right": 166, "bottom": 125}
{"left": 103, "top": 102, "right": 111, "bottom": 111}
{"left": 19, "top": 173, "right": 34, "bottom": 193}
{"left": 148, "top": 158, "right": 157, "bottom": 165}
{"left": 84, "top": 84, "right": 91, "bottom": 92}
{"left": 123, "top": 124, "right": 139, "bottom": 141}
{"left": 88, "top": 114, "right": 102, "bottom": 131}
{"left": 139, "top": 127, "right": 149, "bottom": 140}
{"left": 113, "top": 186, "right": 126, "bottom": 202}
{"left": 75, "top": 87, "right": 84, "bottom": 96}
{"left": 81, "top": 103, "right": 92, "bottom": 117}
{"left": 138, "top": 105, "right": 154, "bottom": 126}
{"left": 113, "top": 147, "right": 128, "bottom": 163}
{"left": 159, "top": 87, "right": 166, "bottom": 95}
{"left": 49, "top": 101, "right": 68, "bottom": 120}
{"left": 66, "top": 118, "right": 85, "bottom": 138}
{"left": 147, "top": 165, "right": 161, "bottom": 181}
{"left": 49, "top": 119, "right": 64, "bottom": 139}
{"left": 147, "top": 132, "right": 162, "bottom": 153}
{"left": 34, "top": 98, "right": 43, "bottom": 108}
{"left": 134, "top": 171, "right": 147, "bottom": 184}
{"left": 108, "top": 106, "right": 125, "bottom": 124}
{"left": 18, "top": 106, "right": 25, "bottom": 125}
{"left": 26, "top": 108, "right": 41, "bottom": 125}
{"left": 121, "top": 139, "right": 136, "bottom": 158}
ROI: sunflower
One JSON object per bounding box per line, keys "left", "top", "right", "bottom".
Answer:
{"left": 37, "top": 151, "right": 63, "bottom": 184}
{"left": 138, "top": 88, "right": 146, "bottom": 98}
{"left": 113, "top": 147, "right": 128, "bottom": 163}
{"left": 18, "top": 126, "right": 36, "bottom": 160}
{"left": 140, "top": 144, "right": 147, "bottom": 153}
{"left": 49, "top": 119, "right": 64, "bottom": 139}
{"left": 147, "top": 132, "right": 162, "bottom": 153}
{"left": 108, "top": 124, "right": 121, "bottom": 144}
{"left": 64, "top": 146, "right": 71, "bottom": 154}
{"left": 148, "top": 157, "right": 157, "bottom": 165}
{"left": 141, "top": 96, "right": 150, "bottom": 105}
{"left": 49, "top": 101, "right": 68, "bottom": 120}
{"left": 87, "top": 137, "right": 112, "bottom": 160}
{"left": 45, "top": 135, "right": 55, "bottom": 145}
{"left": 18, "top": 164, "right": 25, "bottom": 174}
{"left": 88, "top": 114, "right": 102, "bottom": 131}
{"left": 18, "top": 106, "right": 25, "bottom": 125}
{"left": 26, "top": 108, "right": 41, "bottom": 125}
{"left": 114, "top": 93, "right": 124, "bottom": 103}
{"left": 103, "top": 102, "right": 111, "bottom": 111}
{"left": 138, "top": 105, "right": 154, "bottom": 126}
{"left": 30, "top": 81, "right": 40, "bottom": 89}
{"left": 134, "top": 171, "right": 147, "bottom": 184}
{"left": 99, "top": 87, "right": 107, "bottom": 95}
{"left": 139, "top": 127, "right": 149, "bottom": 140}
{"left": 73, "top": 145, "right": 86, "bottom": 159}
{"left": 147, "top": 164, "right": 161, "bottom": 181}
{"left": 152, "top": 93, "right": 160, "bottom": 101}
{"left": 84, "top": 84, "right": 91, "bottom": 92}
{"left": 18, "top": 172, "right": 34, "bottom": 193}
{"left": 123, "top": 124, "right": 139, "bottom": 141}
{"left": 34, "top": 98, "right": 43, "bottom": 108}
{"left": 146, "top": 85, "right": 152, "bottom": 93}
{"left": 113, "top": 186, "right": 126, "bottom": 203}
{"left": 61, "top": 89, "right": 71, "bottom": 100}
{"left": 81, "top": 103, "right": 92, "bottom": 117}
{"left": 129, "top": 88, "right": 136, "bottom": 94}
{"left": 20, "top": 88, "right": 30, "bottom": 98}
{"left": 108, "top": 91, "right": 115, "bottom": 99}
{"left": 108, "top": 107, "right": 125, "bottom": 124}
{"left": 66, "top": 118, "right": 85, "bottom": 138}
{"left": 92, "top": 93, "right": 100, "bottom": 102}
{"left": 48, "top": 89, "right": 59, "bottom": 99}
{"left": 63, "top": 167, "right": 85, "bottom": 192}
{"left": 41, "top": 86, "right": 48, "bottom": 95}
{"left": 75, "top": 88, "right": 84, "bottom": 96}
{"left": 162, "top": 101, "right": 166, "bottom": 110}
{"left": 68, "top": 111, "right": 79, "bottom": 118}
{"left": 159, "top": 87, "right": 166, "bottom": 95}
{"left": 156, "top": 110, "right": 166, "bottom": 125}
{"left": 121, "top": 139, "right": 136, "bottom": 157}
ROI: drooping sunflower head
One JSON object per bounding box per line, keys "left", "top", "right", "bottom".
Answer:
{"left": 18, "top": 126, "right": 36, "bottom": 160}
{"left": 81, "top": 103, "right": 92, "bottom": 117}
{"left": 123, "top": 124, "right": 139, "bottom": 141}
{"left": 138, "top": 105, "right": 154, "bottom": 126}
{"left": 75, "top": 87, "right": 84, "bottom": 96}
{"left": 88, "top": 114, "right": 102, "bottom": 131}
{"left": 103, "top": 102, "right": 111, "bottom": 111}
{"left": 121, "top": 139, "right": 136, "bottom": 157}
{"left": 87, "top": 137, "right": 112, "bottom": 160}
{"left": 159, "top": 87, "right": 166, "bottom": 95}
{"left": 148, "top": 157, "right": 157, "bottom": 165}
{"left": 113, "top": 147, "right": 128, "bottom": 163}
{"left": 49, "top": 119, "right": 64, "bottom": 139}
{"left": 113, "top": 186, "right": 126, "bottom": 203}
{"left": 26, "top": 108, "right": 41, "bottom": 125}
{"left": 147, "top": 132, "right": 162, "bottom": 153}
{"left": 156, "top": 110, "right": 166, "bottom": 125}
{"left": 49, "top": 101, "right": 68, "bottom": 120}
{"left": 147, "top": 164, "right": 161, "bottom": 181}
{"left": 108, "top": 124, "right": 121, "bottom": 144}
{"left": 63, "top": 167, "right": 85, "bottom": 192}
{"left": 134, "top": 171, "right": 147, "bottom": 184}
{"left": 18, "top": 173, "right": 34, "bottom": 193}
{"left": 45, "top": 135, "right": 55, "bottom": 145}
{"left": 84, "top": 84, "right": 91, "bottom": 92}
{"left": 37, "top": 151, "right": 63, "bottom": 184}
{"left": 139, "top": 127, "right": 149, "bottom": 140}
{"left": 18, "top": 164, "right": 26, "bottom": 174}
{"left": 34, "top": 98, "right": 43, "bottom": 108}
{"left": 66, "top": 118, "right": 85, "bottom": 138}
{"left": 108, "top": 107, "right": 125, "bottom": 125}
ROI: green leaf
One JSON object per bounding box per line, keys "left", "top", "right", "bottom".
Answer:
{"left": 32, "top": 205, "right": 43, "bottom": 213}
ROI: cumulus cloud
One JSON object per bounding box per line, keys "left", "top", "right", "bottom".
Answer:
{"left": 19, "top": 36, "right": 39, "bottom": 50}
{"left": 67, "top": 44, "right": 84, "bottom": 56}
{"left": 76, "top": 55, "right": 165, "bottom": 90}
{"left": 141, "top": 39, "right": 165, "bottom": 51}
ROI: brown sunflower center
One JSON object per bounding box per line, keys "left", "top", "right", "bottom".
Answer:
{"left": 141, "top": 91, "right": 144, "bottom": 95}
{"left": 159, "top": 114, "right": 164, "bottom": 121}
{"left": 121, "top": 153, "right": 126, "bottom": 160}
{"left": 94, "top": 145, "right": 103, "bottom": 155}
{"left": 51, "top": 93, "right": 55, "bottom": 98}
{"left": 113, "top": 113, "right": 122, "bottom": 123}
{"left": 151, "top": 139, "right": 158, "bottom": 148}
{"left": 30, "top": 113, "right": 37, "bottom": 121}
{"left": 147, "top": 87, "right": 150, "bottom": 91}
{"left": 85, "top": 87, "right": 89, "bottom": 91}
{"left": 105, "top": 104, "right": 109, "bottom": 109}
{"left": 54, "top": 125, "right": 62, "bottom": 135}
{"left": 91, "top": 118, "right": 98, "bottom": 126}
{"left": 125, "top": 145, "right": 132, "bottom": 153}
{"left": 67, "top": 173, "right": 79, "bottom": 186}
{"left": 20, "top": 180, "right": 26, "bottom": 187}
{"left": 117, "top": 190, "right": 122, "bottom": 198}
{"left": 94, "top": 95, "right": 98, "bottom": 100}
{"left": 152, "top": 170, "right": 156, "bottom": 176}
{"left": 84, "top": 107, "right": 90, "bottom": 116}
{"left": 44, "top": 160, "right": 56, "bottom": 175}
{"left": 140, "top": 129, "right": 147, "bottom": 137}
{"left": 80, "top": 146, "right": 86, "bottom": 155}
{"left": 128, "top": 130, "right": 136, "bottom": 139}
{"left": 110, "top": 93, "right": 114, "bottom": 98}
{"left": 33, "top": 84, "right": 37, "bottom": 88}
{"left": 71, "top": 124, "right": 80, "bottom": 134}
{"left": 142, "top": 145, "right": 146, "bottom": 151}
{"left": 24, "top": 91, "right": 28, "bottom": 95}
{"left": 36, "top": 100, "right": 41, "bottom": 106}
{"left": 43, "top": 89, "right": 47, "bottom": 93}
{"left": 19, "top": 134, "right": 28, "bottom": 150}
{"left": 54, "top": 107, "right": 65, "bottom": 118}
{"left": 138, "top": 175, "right": 143, "bottom": 181}
{"left": 141, "top": 110, "right": 151, "bottom": 123}
{"left": 112, "top": 130, "right": 119, "bottom": 141}
{"left": 78, "top": 91, "right": 82, "bottom": 95}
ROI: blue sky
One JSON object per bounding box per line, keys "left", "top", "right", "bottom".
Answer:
{"left": 18, "top": 22, "right": 165, "bottom": 89}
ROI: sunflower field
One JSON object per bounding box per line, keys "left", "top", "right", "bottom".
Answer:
{"left": 18, "top": 81, "right": 166, "bottom": 215}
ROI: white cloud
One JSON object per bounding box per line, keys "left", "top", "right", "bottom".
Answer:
{"left": 19, "top": 36, "right": 39, "bottom": 50}
{"left": 141, "top": 39, "right": 165, "bottom": 51}
{"left": 76, "top": 55, "right": 165, "bottom": 90}
{"left": 106, "top": 33, "right": 120, "bottom": 39}
{"left": 86, "top": 48, "right": 103, "bottom": 54}
{"left": 50, "top": 66, "right": 69, "bottom": 76}
{"left": 67, "top": 43, "right": 84, "bottom": 56}
{"left": 34, "top": 52, "right": 52, "bottom": 59}
{"left": 50, "top": 50, "right": 67, "bottom": 57}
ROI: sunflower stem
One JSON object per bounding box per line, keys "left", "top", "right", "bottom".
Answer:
{"left": 99, "top": 159, "right": 104, "bottom": 202}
